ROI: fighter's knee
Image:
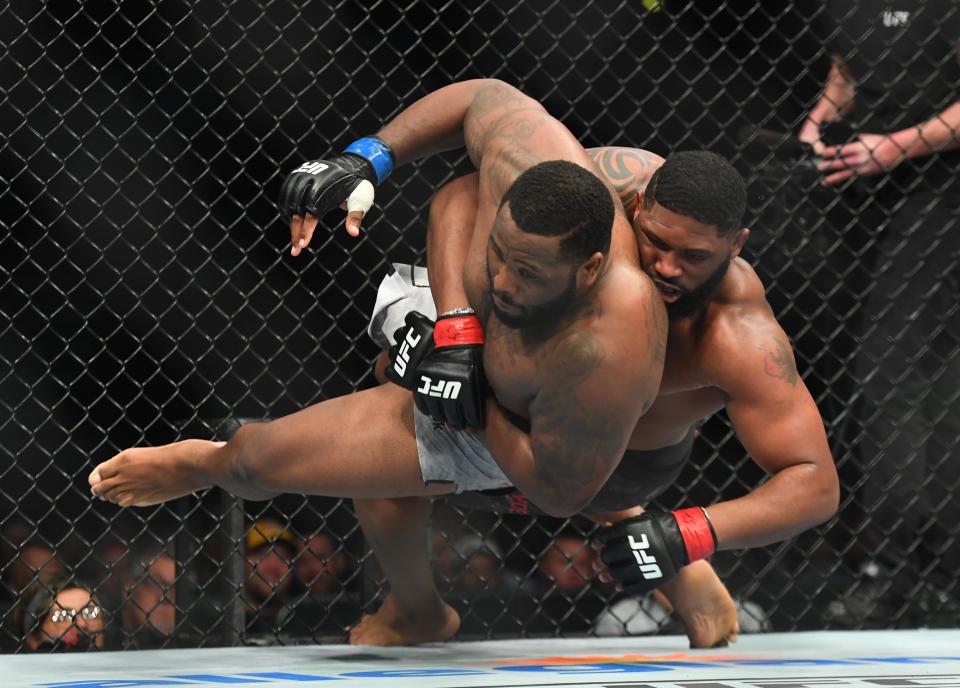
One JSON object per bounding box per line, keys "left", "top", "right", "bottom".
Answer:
{"left": 229, "top": 422, "right": 273, "bottom": 487}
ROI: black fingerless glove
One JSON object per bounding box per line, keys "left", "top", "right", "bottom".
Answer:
{"left": 278, "top": 136, "right": 393, "bottom": 221}
{"left": 386, "top": 311, "right": 436, "bottom": 389}
{"left": 597, "top": 508, "right": 718, "bottom": 594}
{"left": 413, "top": 309, "right": 486, "bottom": 430}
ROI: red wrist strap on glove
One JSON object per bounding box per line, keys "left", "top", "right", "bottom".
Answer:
{"left": 433, "top": 315, "right": 484, "bottom": 347}
{"left": 674, "top": 506, "right": 718, "bottom": 563}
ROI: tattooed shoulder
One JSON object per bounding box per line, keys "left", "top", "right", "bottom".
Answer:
{"left": 588, "top": 147, "right": 661, "bottom": 206}
{"left": 762, "top": 337, "right": 798, "bottom": 385}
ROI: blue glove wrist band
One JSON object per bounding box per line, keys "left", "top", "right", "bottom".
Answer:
{"left": 343, "top": 136, "right": 395, "bottom": 184}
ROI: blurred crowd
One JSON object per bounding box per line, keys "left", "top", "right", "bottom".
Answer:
{"left": 1, "top": 510, "right": 770, "bottom": 652}
{"left": 0, "top": 516, "right": 356, "bottom": 652}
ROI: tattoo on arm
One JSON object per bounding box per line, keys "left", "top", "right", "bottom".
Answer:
{"left": 481, "top": 138, "right": 543, "bottom": 205}
{"left": 589, "top": 147, "right": 660, "bottom": 207}
{"left": 530, "top": 334, "right": 627, "bottom": 506}
{"left": 464, "top": 82, "right": 543, "bottom": 169}
{"left": 763, "top": 338, "right": 798, "bottom": 385}
{"left": 465, "top": 82, "right": 564, "bottom": 205}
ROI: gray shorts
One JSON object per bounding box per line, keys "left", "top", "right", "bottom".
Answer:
{"left": 368, "top": 264, "right": 512, "bottom": 494}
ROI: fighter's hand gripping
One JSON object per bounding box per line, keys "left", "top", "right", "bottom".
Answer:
{"left": 386, "top": 311, "right": 436, "bottom": 390}
{"left": 597, "top": 508, "right": 718, "bottom": 595}
{"left": 278, "top": 136, "right": 394, "bottom": 254}
{"left": 413, "top": 309, "right": 487, "bottom": 430}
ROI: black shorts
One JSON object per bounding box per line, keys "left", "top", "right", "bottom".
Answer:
{"left": 443, "top": 431, "right": 695, "bottom": 516}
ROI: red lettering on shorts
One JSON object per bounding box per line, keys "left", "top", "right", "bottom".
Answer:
{"left": 508, "top": 493, "right": 529, "bottom": 514}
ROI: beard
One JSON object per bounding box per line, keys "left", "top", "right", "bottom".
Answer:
{"left": 488, "top": 268, "right": 579, "bottom": 332}
{"left": 662, "top": 256, "right": 731, "bottom": 321}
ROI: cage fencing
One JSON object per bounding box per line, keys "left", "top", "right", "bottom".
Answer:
{"left": 2, "top": 0, "right": 958, "bottom": 652}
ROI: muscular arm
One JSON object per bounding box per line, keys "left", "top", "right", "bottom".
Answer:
{"left": 287, "top": 79, "right": 599, "bottom": 247}
{"left": 376, "top": 79, "right": 594, "bottom": 201}
{"left": 482, "top": 355, "right": 633, "bottom": 517}
{"left": 483, "top": 301, "right": 664, "bottom": 517}
{"left": 426, "top": 173, "right": 480, "bottom": 314}
{"left": 702, "top": 313, "right": 839, "bottom": 549}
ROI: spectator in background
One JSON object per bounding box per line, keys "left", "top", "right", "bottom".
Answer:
{"left": 537, "top": 533, "right": 596, "bottom": 593}
{"left": 521, "top": 531, "right": 608, "bottom": 635}
{"left": 77, "top": 536, "right": 130, "bottom": 621}
{"left": 436, "top": 533, "right": 531, "bottom": 637}
{"left": 245, "top": 518, "right": 296, "bottom": 632}
{"left": 294, "top": 531, "right": 350, "bottom": 598}
{"left": 5, "top": 540, "right": 65, "bottom": 597}
{"left": 430, "top": 529, "right": 459, "bottom": 590}
{"left": 119, "top": 550, "right": 176, "bottom": 649}
{"left": 274, "top": 529, "right": 359, "bottom": 637}
{"left": 798, "top": 1, "right": 960, "bottom": 627}
{"left": 1, "top": 521, "right": 33, "bottom": 583}
{"left": 20, "top": 574, "right": 105, "bottom": 651}
{"left": 445, "top": 535, "right": 524, "bottom": 596}
{"left": 455, "top": 537, "right": 504, "bottom": 595}
{"left": 2, "top": 539, "right": 66, "bottom": 647}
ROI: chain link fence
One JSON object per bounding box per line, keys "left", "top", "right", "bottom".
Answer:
{"left": 2, "top": 0, "right": 958, "bottom": 652}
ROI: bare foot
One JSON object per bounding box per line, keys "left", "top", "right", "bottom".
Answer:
{"left": 348, "top": 592, "right": 460, "bottom": 646}
{"left": 659, "top": 559, "right": 739, "bottom": 648}
{"left": 88, "top": 440, "right": 225, "bottom": 507}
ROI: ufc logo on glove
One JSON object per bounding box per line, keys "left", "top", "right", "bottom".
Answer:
{"left": 393, "top": 330, "right": 422, "bottom": 377}
{"left": 628, "top": 533, "right": 663, "bottom": 580}
{"left": 598, "top": 508, "right": 717, "bottom": 594}
{"left": 387, "top": 308, "right": 486, "bottom": 430}
{"left": 417, "top": 377, "right": 462, "bottom": 399}
{"left": 292, "top": 161, "right": 330, "bottom": 175}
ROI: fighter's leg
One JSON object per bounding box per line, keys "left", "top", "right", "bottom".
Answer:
{"left": 348, "top": 352, "right": 459, "bottom": 645}
{"left": 589, "top": 507, "right": 739, "bottom": 648}
{"left": 350, "top": 496, "right": 459, "bottom": 645}
{"left": 89, "top": 384, "right": 454, "bottom": 507}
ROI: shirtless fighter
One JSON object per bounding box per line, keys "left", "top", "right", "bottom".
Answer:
{"left": 87, "top": 81, "right": 666, "bottom": 566}
{"left": 349, "top": 147, "right": 839, "bottom": 647}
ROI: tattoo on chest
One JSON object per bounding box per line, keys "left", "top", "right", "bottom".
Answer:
{"left": 763, "top": 338, "right": 798, "bottom": 385}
